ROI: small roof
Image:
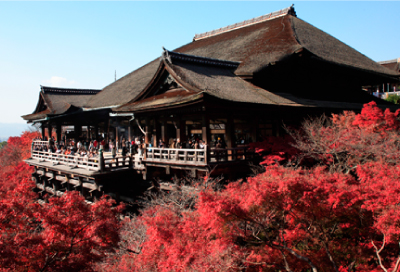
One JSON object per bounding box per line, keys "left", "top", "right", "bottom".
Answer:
{"left": 22, "top": 86, "right": 101, "bottom": 122}
{"left": 164, "top": 50, "right": 297, "bottom": 105}
{"left": 84, "top": 60, "right": 160, "bottom": 109}
{"left": 379, "top": 58, "right": 400, "bottom": 73}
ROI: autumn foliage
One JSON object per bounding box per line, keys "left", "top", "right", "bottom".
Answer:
{"left": 100, "top": 102, "right": 400, "bottom": 272}
{"left": 0, "top": 131, "right": 122, "bottom": 271}
{"left": 3, "top": 102, "right": 400, "bottom": 271}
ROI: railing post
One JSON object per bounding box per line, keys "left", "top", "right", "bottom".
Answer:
{"left": 99, "top": 148, "right": 105, "bottom": 172}
{"left": 205, "top": 145, "right": 209, "bottom": 164}
{"left": 31, "top": 141, "right": 34, "bottom": 158}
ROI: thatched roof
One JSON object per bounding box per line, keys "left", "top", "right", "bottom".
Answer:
{"left": 165, "top": 51, "right": 298, "bottom": 105}
{"left": 115, "top": 50, "right": 397, "bottom": 113}
{"left": 176, "top": 8, "right": 399, "bottom": 78}
{"left": 22, "top": 86, "right": 100, "bottom": 122}
{"left": 85, "top": 6, "right": 399, "bottom": 111}
{"left": 84, "top": 60, "right": 160, "bottom": 109}
{"left": 23, "top": 6, "right": 400, "bottom": 119}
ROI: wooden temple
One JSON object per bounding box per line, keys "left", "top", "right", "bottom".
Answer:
{"left": 22, "top": 6, "right": 400, "bottom": 203}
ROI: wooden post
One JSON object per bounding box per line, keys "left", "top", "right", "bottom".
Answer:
{"left": 41, "top": 123, "right": 46, "bottom": 139}
{"left": 145, "top": 118, "right": 150, "bottom": 144}
{"left": 99, "top": 149, "right": 105, "bottom": 172}
{"left": 56, "top": 123, "right": 62, "bottom": 143}
{"left": 153, "top": 118, "right": 159, "bottom": 147}
{"left": 94, "top": 125, "right": 99, "bottom": 140}
{"left": 161, "top": 120, "right": 166, "bottom": 143}
{"left": 105, "top": 120, "right": 110, "bottom": 144}
{"left": 176, "top": 117, "right": 186, "bottom": 142}
{"left": 48, "top": 123, "right": 53, "bottom": 139}
{"left": 202, "top": 115, "right": 211, "bottom": 146}
{"left": 78, "top": 177, "right": 84, "bottom": 197}
{"left": 205, "top": 145, "right": 209, "bottom": 164}
{"left": 225, "top": 118, "right": 235, "bottom": 148}
{"left": 74, "top": 124, "right": 81, "bottom": 146}
{"left": 128, "top": 123, "right": 132, "bottom": 143}
{"left": 115, "top": 125, "right": 119, "bottom": 148}
{"left": 85, "top": 126, "right": 90, "bottom": 142}
{"left": 225, "top": 117, "right": 234, "bottom": 161}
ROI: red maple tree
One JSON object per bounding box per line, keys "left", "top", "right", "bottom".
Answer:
{"left": 102, "top": 102, "right": 400, "bottom": 271}
{"left": 0, "top": 131, "right": 122, "bottom": 271}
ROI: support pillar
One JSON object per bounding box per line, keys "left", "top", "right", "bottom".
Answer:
{"left": 153, "top": 118, "right": 160, "bottom": 147}
{"left": 202, "top": 115, "right": 211, "bottom": 145}
{"left": 41, "top": 123, "right": 46, "bottom": 139}
{"left": 103, "top": 120, "right": 109, "bottom": 142}
{"left": 115, "top": 126, "right": 119, "bottom": 148}
{"left": 47, "top": 123, "right": 53, "bottom": 140}
{"left": 144, "top": 118, "right": 150, "bottom": 145}
{"left": 225, "top": 117, "right": 235, "bottom": 148}
{"left": 176, "top": 117, "right": 186, "bottom": 142}
{"left": 56, "top": 123, "right": 62, "bottom": 143}
{"left": 94, "top": 125, "right": 99, "bottom": 140}
{"left": 128, "top": 122, "right": 132, "bottom": 143}
{"left": 74, "top": 124, "right": 81, "bottom": 146}
{"left": 161, "top": 120, "right": 166, "bottom": 143}
{"left": 85, "top": 126, "right": 90, "bottom": 141}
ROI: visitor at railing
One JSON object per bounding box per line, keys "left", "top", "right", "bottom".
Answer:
{"left": 121, "top": 141, "right": 128, "bottom": 157}
{"left": 138, "top": 143, "right": 144, "bottom": 157}
{"left": 199, "top": 140, "right": 206, "bottom": 149}
{"left": 176, "top": 138, "right": 183, "bottom": 148}
{"left": 215, "top": 137, "right": 226, "bottom": 148}
{"left": 88, "top": 140, "right": 94, "bottom": 152}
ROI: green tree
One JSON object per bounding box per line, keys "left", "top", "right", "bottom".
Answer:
{"left": 385, "top": 94, "right": 400, "bottom": 104}
{"left": 0, "top": 141, "right": 6, "bottom": 150}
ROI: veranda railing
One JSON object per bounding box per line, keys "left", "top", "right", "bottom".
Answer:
{"left": 144, "top": 146, "right": 254, "bottom": 164}
{"left": 31, "top": 140, "right": 143, "bottom": 172}
{"left": 145, "top": 147, "right": 208, "bottom": 164}
{"left": 31, "top": 140, "right": 255, "bottom": 171}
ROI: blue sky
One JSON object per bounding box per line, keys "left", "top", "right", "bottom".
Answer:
{"left": 1, "top": 1, "right": 399, "bottom": 125}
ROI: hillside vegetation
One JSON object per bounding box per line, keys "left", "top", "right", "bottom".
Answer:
{"left": 2, "top": 102, "right": 400, "bottom": 271}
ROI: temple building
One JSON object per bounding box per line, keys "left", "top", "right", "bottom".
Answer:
{"left": 372, "top": 58, "right": 400, "bottom": 98}
{"left": 22, "top": 6, "right": 400, "bottom": 202}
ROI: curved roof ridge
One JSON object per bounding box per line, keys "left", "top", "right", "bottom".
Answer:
{"left": 41, "top": 85, "right": 101, "bottom": 95}
{"left": 162, "top": 48, "right": 240, "bottom": 69}
{"left": 378, "top": 58, "right": 400, "bottom": 65}
{"left": 193, "top": 5, "right": 296, "bottom": 41}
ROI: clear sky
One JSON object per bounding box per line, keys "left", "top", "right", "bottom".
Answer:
{"left": 1, "top": 1, "right": 399, "bottom": 124}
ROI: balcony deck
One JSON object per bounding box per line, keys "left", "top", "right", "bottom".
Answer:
{"left": 26, "top": 140, "right": 256, "bottom": 203}
{"left": 26, "top": 141, "right": 255, "bottom": 181}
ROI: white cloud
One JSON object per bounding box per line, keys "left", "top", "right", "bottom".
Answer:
{"left": 42, "top": 76, "right": 77, "bottom": 87}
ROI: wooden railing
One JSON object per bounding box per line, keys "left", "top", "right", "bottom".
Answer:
{"left": 145, "top": 147, "right": 207, "bottom": 164}
{"left": 103, "top": 154, "right": 144, "bottom": 170}
{"left": 31, "top": 140, "right": 144, "bottom": 172}
{"left": 31, "top": 150, "right": 101, "bottom": 171}
{"left": 209, "top": 146, "right": 255, "bottom": 162}
{"left": 30, "top": 141, "right": 255, "bottom": 171}
{"left": 32, "top": 140, "right": 50, "bottom": 150}
{"left": 144, "top": 146, "right": 255, "bottom": 164}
